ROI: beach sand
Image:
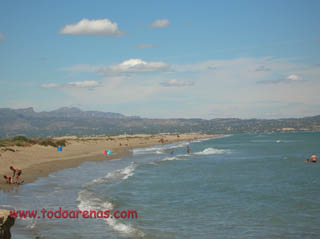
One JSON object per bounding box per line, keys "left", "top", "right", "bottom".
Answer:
{"left": 0, "top": 134, "right": 218, "bottom": 190}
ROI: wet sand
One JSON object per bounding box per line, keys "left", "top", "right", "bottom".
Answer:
{"left": 0, "top": 134, "right": 218, "bottom": 190}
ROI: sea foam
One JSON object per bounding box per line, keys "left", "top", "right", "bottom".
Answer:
{"left": 78, "top": 169, "right": 145, "bottom": 237}
{"left": 194, "top": 147, "right": 230, "bottom": 155}
{"left": 106, "top": 163, "right": 137, "bottom": 180}
{"left": 132, "top": 141, "right": 190, "bottom": 155}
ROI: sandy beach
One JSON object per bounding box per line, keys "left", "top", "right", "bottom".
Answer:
{"left": 0, "top": 134, "right": 217, "bottom": 190}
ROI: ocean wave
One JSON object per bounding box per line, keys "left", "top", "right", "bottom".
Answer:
{"left": 0, "top": 204, "right": 14, "bottom": 209}
{"left": 84, "top": 163, "right": 138, "bottom": 188}
{"left": 77, "top": 190, "right": 114, "bottom": 211}
{"left": 132, "top": 146, "right": 164, "bottom": 154}
{"left": 191, "top": 138, "right": 212, "bottom": 143}
{"left": 162, "top": 156, "right": 178, "bottom": 161}
{"left": 17, "top": 212, "right": 38, "bottom": 230}
{"left": 106, "top": 163, "right": 137, "bottom": 180}
{"left": 77, "top": 189, "right": 144, "bottom": 237}
{"left": 194, "top": 148, "right": 230, "bottom": 155}
{"left": 106, "top": 216, "right": 145, "bottom": 237}
{"left": 132, "top": 142, "right": 189, "bottom": 155}
{"left": 276, "top": 140, "right": 295, "bottom": 143}
{"left": 167, "top": 141, "right": 190, "bottom": 149}
{"left": 25, "top": 219, "right": 37, "bottom": 229}
{"left": 162, "top": 153, "right": 191, "bottom": 161}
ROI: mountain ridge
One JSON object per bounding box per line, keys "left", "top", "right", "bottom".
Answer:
{"left": 0, "top": 107, "right": 319, "bottom": 138}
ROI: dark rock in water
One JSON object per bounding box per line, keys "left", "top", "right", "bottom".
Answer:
{"left": 0, "top": 209, "right": 15, "bottom": 239}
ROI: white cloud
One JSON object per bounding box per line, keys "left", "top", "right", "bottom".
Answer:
{"left": 108, "top": 59, "right": 168, "bottom": 73}
{"left": 0, "top": 33, "right": 6, "bottom": 40}
{"left": 257, "top": 74, "right": 304, "bottom": 84}
{"left": 160, "top": 79, "right": 194, "bottom": 87}
{"left": 59, "top": 18, "right": 123, "bottom": 36}
{"left": 62, "top": 59, "right": 169, "bottom": 74}
{"left": 151, "top": 19, "right": 170, "bottom": 28}
{"left": 41, "top": 81, "right": 99, "bottom": 89}
{"left": 67, "top": 80, "right": 100, "bottom": 88}
{"left": 41, "top": 83, "right": 59, "bottom": 88}
{"left": 287, "top": 74, "right": 303, "bottom": 81}
{"left": 135, "top": 44, "right": 156, "bottom": 49}
{"left": 56, "top": 57, "right": 320, "bottom": 118}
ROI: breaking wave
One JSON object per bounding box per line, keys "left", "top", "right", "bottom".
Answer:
{"left": 77, "top": 189, "right": 144, "bottom": 237}
{"left": 78, "top": 163, "right": 144, "bottom": 237}
{"left": 132, "top": 142, "right": 189, "bottom": 155}
{"left": 85, "top": 163, "right": 137, "bottom": 187}
{"left": 106, "top": 163, "right": 137, "bottom": 181}
{"left": 194, "top": 148, "right": 230, "bottom": 155}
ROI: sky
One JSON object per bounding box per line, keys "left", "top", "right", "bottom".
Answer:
{"left": 0, "top": 0, "right": 320, "bottom": 119}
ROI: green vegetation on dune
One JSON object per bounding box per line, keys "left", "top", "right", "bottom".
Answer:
{"left": 0, "top": 136, "right": 66, "bottom": 148}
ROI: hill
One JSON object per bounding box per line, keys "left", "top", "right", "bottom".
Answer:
{"left": 0, "top": 107, "right": 319, "bottom": 138}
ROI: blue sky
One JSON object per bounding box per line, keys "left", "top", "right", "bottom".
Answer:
{"left": 0, "top": 0, "right": 319, "bottom": 119}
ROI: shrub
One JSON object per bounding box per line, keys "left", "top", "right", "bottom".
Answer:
{"left": 13, "top": 136, "right": 29, "bottom": 142}
{"left": 0, "top": 137, "right": 67, "bottom": 148}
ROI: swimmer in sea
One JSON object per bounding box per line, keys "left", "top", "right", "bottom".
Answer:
{"left": 305, "top": 154, "right": 317, "bottom": 163}
{"left": 310, "top": 154, "right": 317, "bottom": 163}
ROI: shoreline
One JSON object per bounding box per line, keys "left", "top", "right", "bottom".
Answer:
{"left": 0, "top": 134, "right": 220, "bottom": 191}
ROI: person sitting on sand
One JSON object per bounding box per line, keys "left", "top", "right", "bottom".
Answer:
{"left": 3, "top": 175, "right": 14, "bottom": 184}
{"left": 10, "top": 166, "right": 22, "bottom": 180}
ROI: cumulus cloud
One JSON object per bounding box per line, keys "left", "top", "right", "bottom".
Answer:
{"left": 160, "top": 79, "right": 194, "bottom": 87}
{"left": 257, "top": 74, "right": 304, "bottom": 84}
{"left": 41, "top": 80, "right": 100, "bottom": 89}
{"left": 109, "top": 59, "right": 168, "bottom": 73}
{"left": 135, "top": 44, "right": 156, "bottom": 49}
{"left": 287, "top": 74, "right": 303, "bottom": 81}
{"left": 48, "top": 57, "right": 320, "bottom": 118}
{"left": 151, "top": 19, "right": 170, "bottom": 28}
{"left": 0, "top": 33, "right": 6, "bottom": 40}
{"left": 62, "top": 59, "right": 169, "bottom": 74}
{"left": 59, "top": 18, "right": 123, "bottom": 36}
{"left": 41, "top": 83, "right": 59, "bottom": 88}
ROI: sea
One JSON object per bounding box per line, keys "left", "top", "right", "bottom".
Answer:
{"left": 1, "top": 132, "right": 320, "bottom": 239}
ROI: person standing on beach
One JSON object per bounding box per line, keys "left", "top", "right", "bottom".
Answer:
{"left": 187, "top": 146, "right": 190, "bottom": 154}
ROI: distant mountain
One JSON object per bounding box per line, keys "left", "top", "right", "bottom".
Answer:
{"left": 0, "top": 107, "right": 126, "bottom": 119}
{"left": 0, "top": 107, "right": 319, "bottom": 138}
